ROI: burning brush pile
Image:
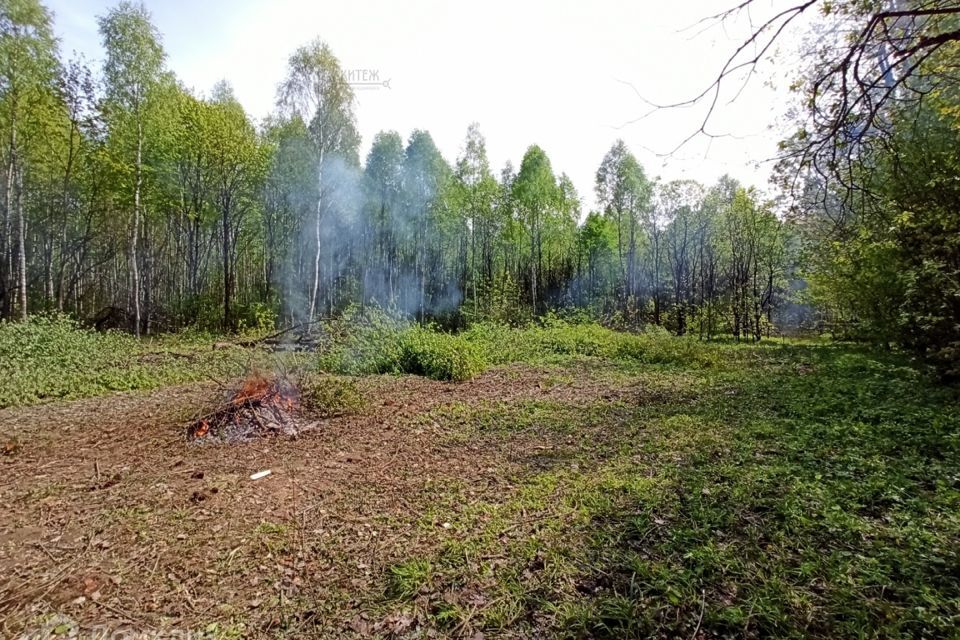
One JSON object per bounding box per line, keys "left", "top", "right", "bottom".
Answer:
{"left": 188, "top": 371, "right": 316, "bottom": 443}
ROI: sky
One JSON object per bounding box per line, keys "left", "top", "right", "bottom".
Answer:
{"left": 46, "top": 0, "right": 803, "bottom": 211}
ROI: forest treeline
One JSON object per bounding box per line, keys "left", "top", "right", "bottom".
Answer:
{"left": 0, "top": 0, "right": 790, "bottom": 341}
{"left": 2, "top": 0, "right": 959, "bottom": 373}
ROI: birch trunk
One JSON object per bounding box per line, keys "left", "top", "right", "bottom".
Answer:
{"left": 16, "top": 164, "right": 26, "bottom": 320}
{"left": 131, "top": 119, "right": 142, "bottom": 337}
{"left": 308, "top": 144, "right": 324, "bottom": 320}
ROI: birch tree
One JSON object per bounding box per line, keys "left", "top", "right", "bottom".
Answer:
{"left": 0, "top": 0, "right": 58, "bottom": 319}
{"left": 98, "top": 1, "right": 164, "bottom": 336}
{"left": 277, "top": 39, "right": 358, "bottom": 320}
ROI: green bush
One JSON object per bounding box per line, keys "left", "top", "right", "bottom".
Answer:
{"left": 460, "top": 321, "right": 527, "bottom": 364}
{"left": 301, "top": 375, "right": 367, "bottom": 417}
{"left": 398, "top": 327, "right": 486, "bottom": 381}
{"left": 615, "top": 332, "right": 722, "bottom": 368}
{"left": 463, "top": 318, "right": 618, "bottom": 364}
{"left": 317, "top": 306, "right": 409, "bottom": 376}
{"left": 317, "top": 307, "right": 486, "bottom": 381}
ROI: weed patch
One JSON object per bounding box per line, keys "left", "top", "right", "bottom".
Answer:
{"left": 0, "top": 316, "right": 253, "bottom": 408}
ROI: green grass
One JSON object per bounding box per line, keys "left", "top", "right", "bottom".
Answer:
{"left": 387, "top": 559, "right": 435, "bottom": 600}
{"left": 375, "top": 341, "right": 960, "bottom": 638}
{"left": 0, "top": 315, "right": 270, "bottom": 408}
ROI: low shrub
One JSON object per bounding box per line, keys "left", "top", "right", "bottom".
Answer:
{"left": 460, "top": 322, "right": 524, "bottom": 364}
{"left": 464, "top": 316, "right": 721, "bottom": 368}
{"left": 0, "top": 315, "right": 138, "bottom": 406}
{"left": 615, "top": 332, "right": 722, "bottom": 368}
{"left": 316, "top": 306, "right": 408, "bottom": 376}
{"left": 318, "top": 308, "right": 486, "bottom": 381}
{"left": 463, "top": 319, "right": 618, "bottom": 364}
{"left": 300, "top": 375, "right": 367, "bottom": 417}
{"left": 398, "top": 327, "right": 487, "bottom": 381}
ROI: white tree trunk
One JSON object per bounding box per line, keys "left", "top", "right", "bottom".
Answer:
{"left": 16, "top": 165, "right": 26, "bottom": 320}
{"left": 4, "top": 149, "right": 13, "bottom": 317}
{"left": 131, "top": 120, "right": 142, "bottom": 338}
{"left": 308, "top": 146, "right": 324, "bottom": 320}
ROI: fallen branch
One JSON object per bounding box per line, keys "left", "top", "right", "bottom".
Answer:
{"left": 234, "top": 319, "right": 327, "bottom": 348}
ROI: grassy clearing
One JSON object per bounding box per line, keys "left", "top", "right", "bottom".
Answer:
{"left": 2, "top": 315, "right": 958, "bottom": 637}
{"left": 376, "top": 343, "right": 960, "bottom": 638}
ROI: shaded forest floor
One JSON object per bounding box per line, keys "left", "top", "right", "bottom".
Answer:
{"left": 1, "top": 340, "right": 959, "bottom": 638}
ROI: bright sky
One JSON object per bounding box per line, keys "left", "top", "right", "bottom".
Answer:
{"left": 47, "top": 0, "right": 802, "bottom": 210}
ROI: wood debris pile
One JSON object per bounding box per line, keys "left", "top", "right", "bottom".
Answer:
{"left": 188, "top": 372, "right": 312, "bottom": 443}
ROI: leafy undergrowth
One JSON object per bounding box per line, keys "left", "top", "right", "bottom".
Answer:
{"left": 0, "top": 316, "right": 268, "bottom": 408}
{"left": 300, "top": 374, "right": 368, "bottom": 417}
{"left": 318, "top": 308, "right": 723, "bottom": 381}
{"left": 463, "top": 317, "right": 722, "bottom": 369}
{"left": 376, "top": 343, "right": 960, "bottom": 638}
{"left": 0, "top": 310, "right": 719, "bottom": 406}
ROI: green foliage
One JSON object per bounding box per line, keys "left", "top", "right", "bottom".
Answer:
{"left": 463, "top": 316, "right": 721, "bottom": 368}
{"left": 317, "top": 306, "right": 409, "bottom": 376}
{"left": 382, "top": 342, "right": 960, "bottom": 638}
{"left": 300, "top": 374, "right": 366, "bottom": 417}
{"left": 398, "top": 326, "right": 486, "bottom": 382}
{"left": 787, "top": 16, "right": 960, "bottom": 374}
{"left": 235, "top": 301, "right": 277, "bottom": 334}
{"left": 0, "top": 315, "right": 248, "bottom": 407}
{"left": 98, "top": 1, "right": 165, "bottom": 113}
{"left": 615, "top": 328, "right": 722, "bottom": 368}
{"left": 317, "top": 308, "right": 486, "bottom": 381}
{"left": 278, "top": 38, "right": 359, "bottom": 161}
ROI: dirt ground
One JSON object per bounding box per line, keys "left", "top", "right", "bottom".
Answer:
{"left": 0, "top": 364, "right": 638, "bottom": 638}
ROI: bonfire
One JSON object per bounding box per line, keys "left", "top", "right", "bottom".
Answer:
{"left": 188, "top": 371, "right": 312, "bottom": 443}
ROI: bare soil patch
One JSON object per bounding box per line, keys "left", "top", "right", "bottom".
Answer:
{"left": 0, "top": 363, "right": 636, "bottom": 638}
